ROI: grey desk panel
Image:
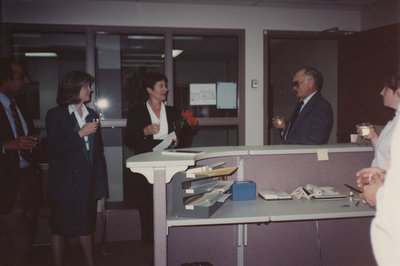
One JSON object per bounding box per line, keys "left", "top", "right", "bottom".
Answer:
{"left": 167, "top": 198, "right": 270, "bottom": 227}
{"left": 261, "top": 198, "right": 375, "bottom": 221}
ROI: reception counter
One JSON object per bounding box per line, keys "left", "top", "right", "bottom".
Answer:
{"left": 126, "top": 144, "right": 376, "bottom": 266}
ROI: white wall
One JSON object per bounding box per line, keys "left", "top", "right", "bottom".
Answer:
{"left": 3, "top": 0, "right": 362, "bottom": 145}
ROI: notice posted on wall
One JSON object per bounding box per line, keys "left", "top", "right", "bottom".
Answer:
{"left": 217, "top": 82, "right": 237, "bottom": 109}
{"left": 190, "top": 83, "right": 216, "bottom": 106}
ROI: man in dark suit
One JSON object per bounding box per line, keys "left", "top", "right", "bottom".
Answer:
{"left": 0, "top": 58, "right": 42, "bottom": 266}
{"left": 273, "top": 66, "right": 333, "bottom": 144}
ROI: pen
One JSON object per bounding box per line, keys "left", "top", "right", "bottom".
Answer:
{"left": 355, "top": 200, "right": 360, "bottom": 206}
{"left": 344, "top": 184, "right": 362, "bottom": 194}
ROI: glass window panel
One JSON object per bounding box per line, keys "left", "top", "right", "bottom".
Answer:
{"left": 191, "top": 126, "right": 238, "bottom": 147}
{"left": 95, "top": 34, "right": 164, "bottom": 119}
{"left": 173, "top": 35, "right": 239, "bottom": 118}
{"left": 11, "top": 32, "right": 86, "bottom": 120}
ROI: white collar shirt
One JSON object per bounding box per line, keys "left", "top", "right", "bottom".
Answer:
{"left": 0, "top": 92, "right": 30, "bottom": 167}
{"left": 69, "top": 104, "right": 90, "bottom": 151}
{"left": 147, "top": 101, "right": 168, "bottom": 140}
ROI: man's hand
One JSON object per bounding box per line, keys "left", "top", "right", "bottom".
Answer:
{"left": 272, "top": 117, "right": 286, "bottom": 130}
{"left": 3, "top": 136, "right": 37, "bottom": 151}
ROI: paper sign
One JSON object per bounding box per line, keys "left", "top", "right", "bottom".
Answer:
{"left": 317, "top": 149, "right": 329, "bottom": 161}
{"left": 217, "top": 82, "right": 237, "bottom": 109}
{"left": 190, "top": 83, "right": 216, "bottom": 106}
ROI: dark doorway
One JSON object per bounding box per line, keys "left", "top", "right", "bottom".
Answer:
{"left": 264, "top": 30, "right": 342, "bottom": 145}
{"left": 337, "top": 23, "right": 400, "bottom": 142}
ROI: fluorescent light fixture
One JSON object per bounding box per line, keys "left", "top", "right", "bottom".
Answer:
{"left": 124, "top": 53, "right": 162, "bottom": 57}
{"left": 161, "top": 49, "right": 183, "bottom": 58}
{"left": 25, "top": 52, "right": 57, "bottom": 57}
{"left": 96, "top": 98, "right": 109, "bottom": 109}
{"left": 127, "top": 36, "right": 163, "bottom": 40}
{"left": 172, "top": 50, "right": 183, "bottom": 57}
{"left": 122, "top": 59, "right": 164, "bottom": 63}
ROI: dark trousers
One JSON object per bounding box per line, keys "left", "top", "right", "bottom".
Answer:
{"left": 138, "top": 178, "right": 154, "bottom": 245}
{"left": 125, "top": 172, "right": 154, "bottom": 245}
{"left": 0, "top": 165, "right": 42, "bottom": 266}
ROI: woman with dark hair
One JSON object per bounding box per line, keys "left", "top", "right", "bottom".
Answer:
{"left": 124, "top": 71, "right": 180, "bottom": 245}
{"left": 46, "top": 71, "right": 106, "bottom": 266}
{"left": 357, "top": 74, "right": 400, "bottom": 170}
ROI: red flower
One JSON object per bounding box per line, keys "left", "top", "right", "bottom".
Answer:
{"left": 182, "top": 110, "right": 198, "bottom": 126}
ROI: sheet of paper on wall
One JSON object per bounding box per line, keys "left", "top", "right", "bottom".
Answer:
{"left": 217, "top": 82, "right": 237, "bottom": 109}
{"left": 189, "top": 83, "right": 216, "bottom": 106}
{"left": 153, "top": 131, "right": 177, "bottom": 151}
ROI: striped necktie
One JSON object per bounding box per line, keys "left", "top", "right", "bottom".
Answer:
{"left": 9, "top": 101, "right": 32, "bottom": 162}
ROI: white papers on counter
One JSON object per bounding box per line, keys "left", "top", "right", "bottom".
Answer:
{"left": 153, "top": 131, "right": 177, "bottom": 151}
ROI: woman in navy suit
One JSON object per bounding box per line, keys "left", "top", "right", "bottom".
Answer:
{"left": 46, "top": 71, "right": 106, "bottom": 266}
{"left": 125, "top": 71, "right": 180, "bottom": 245}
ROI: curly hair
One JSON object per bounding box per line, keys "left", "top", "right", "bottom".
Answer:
{"left": 144, "top": 71, "right": 167, "bottom": 91}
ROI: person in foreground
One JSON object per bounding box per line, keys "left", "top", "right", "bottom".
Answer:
{"left": 356, "top": 74, "right": 400, "bottom": 170}
{"left": 0, "top": 57, "right": 42, "bottom": 266}
{"left": 272, "top": 66, "right": 333, "bottom": 144}
{"left": 356, "top": 116, "right": 400, "bottom": 265}
{"left": 46, "top": 71, "right": 106, "bottom": 266}
{"left": 125, "top": 71, "right": 180, "bottom": 245}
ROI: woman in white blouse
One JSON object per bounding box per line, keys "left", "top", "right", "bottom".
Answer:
{"left": 357, "top": 74, "right": 400, "bottom": 170}
{"left": 124, "top": 71, "right": 181, "bottom": 245}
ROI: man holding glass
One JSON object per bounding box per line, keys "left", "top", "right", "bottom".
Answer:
{"left": 0, "top": 57, "right": 42, "bottom": 266}
{"left": 272, "top": 66, "right": 333, "bottom": 144}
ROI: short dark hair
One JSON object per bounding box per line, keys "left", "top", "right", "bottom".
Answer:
{"left": 57, "top": 71, "right": 94, "bottom": 107}
{"left": 302, "top": 66, "right": 323, "bottom": 91}
{"left": 383, "top": 73, "right": 400, "bottom": 92}
{"left": 144, "top": 71, "right": 167, "bottom": 91}
{"left": 0, "top": 57, "right": 18, "bottom": 85}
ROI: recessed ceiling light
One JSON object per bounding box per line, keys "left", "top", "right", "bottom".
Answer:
{"left": 25, "top": 52, "right": 57, "bottom": 57}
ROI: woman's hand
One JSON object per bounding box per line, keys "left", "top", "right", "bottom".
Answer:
{"left": 172, "top": 138, "right": 179, "bottom": 147}
{"left": 356, "top": 167, "right": 386, "bottom": 191}
{"left": 78, "top": 122, "right": 99, "bottom": 137}
{"left": 356, "top": 124, "right": 378, "bottom": 143}
{"left": 360, "top": 177, "right": 383, "bottom": 207}
{"left": 143, "top": 123, "right": 160, "bottom": 136}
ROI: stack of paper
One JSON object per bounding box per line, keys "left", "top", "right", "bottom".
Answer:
{"left": 259, "top": 190, "right": 292, "bottom": 200}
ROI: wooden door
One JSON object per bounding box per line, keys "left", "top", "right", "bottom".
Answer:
{"left": 337, "top": 24, "right": 400, "bottom": 142}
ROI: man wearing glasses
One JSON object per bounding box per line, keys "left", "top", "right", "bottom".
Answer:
{"left": 272, "top": 66, "right": 333, "bottom": 144}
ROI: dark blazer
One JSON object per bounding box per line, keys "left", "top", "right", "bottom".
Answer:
{"left": 282, "top": 91, "right": 333, "bottom": 144}
{"left": 0, "top": 101, "right": 37, "bottom": 213}
{"left": 45, "top": 106, "right": 106, "bottom": 201}
{"left": 125, "top": 104, "right": 180, "bottom": 154}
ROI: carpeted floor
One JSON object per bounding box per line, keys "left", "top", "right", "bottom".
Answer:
{"left": 29, "top": 240, "right": 154, "bottom": 266}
